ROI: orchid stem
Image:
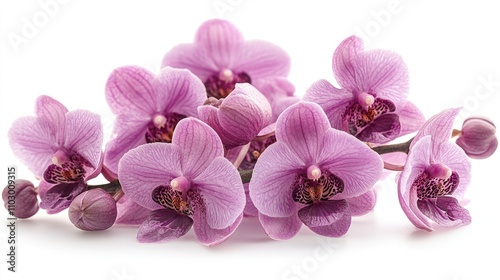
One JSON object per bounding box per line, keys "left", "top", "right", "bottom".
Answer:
{"left": 88, "top": 180, "right": 122, "bottom": 194}
{"left": 371, "top": 137, "right": 414, "bottom": 155}
{"left": 240, "top": 169, "right": 253, "bottom": 184}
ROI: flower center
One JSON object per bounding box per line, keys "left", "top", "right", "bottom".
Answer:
{"left": 44, "top": 152, "right": 89, "bottom": 184}
{"left": 413, "top": 169, "right": 459, "bottom": 200}
{"left": 145, "top": 112, "right": 186, "bottom": 143}
{"left": 204, "top": 69, "right": 251, "bottom": 99}
{"left": 239, "top": 135, "right": 276, "bottom": 170}
{"left": 342, "top": 96, "right": 400, "bottom": 142}
{"left": 152, "top": 185, "right": 194, "bottom": 216}
{"left": 292, "top": 169, "right": 344, "bottom": 204}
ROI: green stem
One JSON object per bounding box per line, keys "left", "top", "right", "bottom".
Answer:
{"left": 371, "top": 137, "right": 414, "bottom": 155}
{"left": 240, "top": 169, "right": 253, "bottom": 184}
{"left": 88, "top": 179, "right": 122, "bottom": 194}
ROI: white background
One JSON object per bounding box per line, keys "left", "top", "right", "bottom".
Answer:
{"left": 1, "top": 1, "right": 499, "bottom": 280}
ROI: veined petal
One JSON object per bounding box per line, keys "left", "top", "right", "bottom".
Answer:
{"left": 233, "top": 40, "right": 291, "bottom": 79}
{"left": 303, "top": 79, "right": 353, "bottom": 130}
{"left": 258, "top": 212, "right": 302, "bottom": 241}
{"left": 8, "top": 116, "right": 57, "bottom": 177}
{"left": 193, "top": 210, "right": 243, "bottom": 246}
{"left": 116, "top": 194, "right": 151, "bottom": 225}
{"left": 352, "top": 50, "right": 409, "bottom": 105}
{"left": 118, "top": 143, "right": 182, "bottom": 210}
{"left": 162, "top": 43, "right": 216, "bottom": 81}
{"left": 398, "top": 136, "right": 434, "bottom": 231}
{"left": 192, "top": 157, "right": 244, "bottom": 229}
{"left": 243, "top": 183, "right": 258, "bottom": 217}
{"left": 333, "top": 35, "right": 364, "bottom": 92}
{"left": 319, "top": 129, "right": 383, "bottom": 199}
{"left": 105, "top": 65, "right": 156, "bottom": 116}
{"left": 298, "top": 199, "right": 349, "bottom": 228}
{"left": 412, "top": 108, "right": 461, "bottom": 148}
{"left": 153, "top": 67, "right": 206, "bottom": 116}
{"left": 137, "top": 209, "right": 193, "bottom": 243}
{"left": 276, "top": 102, "right": 331, "bottom": 164}
{"left": 345, "top": 189, "right": 376, "bottom": 216}
{"left": 172, "top": 118, "right": 224, "bottom": 178}
{"left": 194, "top": 19, "right": 244, "bottom": 70}
{"left": 307, "top": 211, "right": 351, "bottom": 237}
{"left": 35, "top": 95, "right": 68, "bottom": 146}
{"left": 397, "top": 101, "right": 426, "bottom": 136}
{"left": 64, "top": 110, "right": 103, "bottom": 170}
{"left": 431, "top": 141, "right": 471, "bottom": 198}
{"left": 249, "top": 142, "right": 304, "bottom": 217}
{"left": 103, "top": 114, "right": 150, "bottom": 177}
{"left": 39, "top": 181, "right": 87, "bottom": 214}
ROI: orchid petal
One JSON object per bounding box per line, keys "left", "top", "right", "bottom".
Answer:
{"left": 193, "top": 210, "right": 243, "bottom": 246}
{"left": 276, "top": 102, "right": 330, "bottom": 164}
{"left": 116, "top": 194, "right": 151, "bottom": 225}
{"left": 234, "top": 40, "right": 291, "bottom": 79}
{"left": 249, "top": 142, "right": 304, "bottom": 217}
{"left": 162, "top": 43, "right": 216, "bottom": 81}
{"left": 194, "top": 19, "right": 244, "bottom": 70}
{"left": 103, "top": 114, "right": 150, "bottom": 177}
{"left": 137, "top": 209, "right": 193, "bottom": 243}
{"left": 105, "top": 65, "right": 156, "bottom": 116}
{"left": 8, "top": 116, "right": 57, "bottom": 177}
{"left": 412, "top": 108, "right": 461, "bottom": 148}
{"left": 333, "top": 35, "right": 364, "bottom": 92}
{"left": 319, "top": 129, "right": 383, "bottom": 199}
{"left": 39, "top": 181, "right": 87, "bottom": 214}
{"left": 258, "top": 212, "right": 302, "bottom": 241}
{"left": 303, "top": 79, "right": 353, "bottom": 130}
{"left": 172, "top": 118, "right": 224, "bottom": 178}
{"left": 298, "top": 199, "right": 349, "bottom": 228}
{"left": 345, "top": 189, "right": 376, "bottom": 216}
{"left": 352, "top": 49, "right": 409, "bottom": 104}
{"left": 64, "top": 110, "right": 103, "bottom": 170}
{"left": 153, "top": 67, "right": 206, "bottom": 116}
{"left": 35, "top": 95, "right": 68, "bottom": 146}
{"left": 192, "top": 157, "right": 244, "bottom": 229}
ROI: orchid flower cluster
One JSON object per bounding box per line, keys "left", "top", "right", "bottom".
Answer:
{"left": 4, "top": 19, "right": 497, "bottom": 246}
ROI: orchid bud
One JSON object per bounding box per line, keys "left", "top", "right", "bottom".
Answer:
{"left": 2, "top": 179, "right": 39, "bottom": 219}
{"left": 68, "top": 188, "right": 117, "bottom": 231}
{"left": 456, "top": 117, "right": 497, "bottom": 159}
{"left": 198, "top": 83, "right": 272, "bottom": 148}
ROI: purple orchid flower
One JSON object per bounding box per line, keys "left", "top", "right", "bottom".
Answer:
{"left": 161, "top": 19, "right": 295, "bottom": 111}
{"left": 103, "top": 65, "right": 206, "bottom": 179}
{"left": 398, "top": 108, "right": 472, "bottom": 231}
{"left": 118, "top": 117, "right": 245, "bottom": 245}
{"left": 198, "top": 83, "right": 272, "bottom": 148}
{"left": 8, "top": 95, "right": 103, "bottom": 214}
{"left": 303, "top": 35, "right": 425, "bottom": 143}
{"left": 249, "top": 102, "right": 383, "bottom": 240}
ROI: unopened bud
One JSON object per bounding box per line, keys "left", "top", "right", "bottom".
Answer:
{"left": 68, "top": 189, "right": 117, "bottom": 231}
{"left": 456, "top": 117, "right": 497, "bottom": 159}
{"left": 2, "top": 179, "right": 39, "bottom": 219}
